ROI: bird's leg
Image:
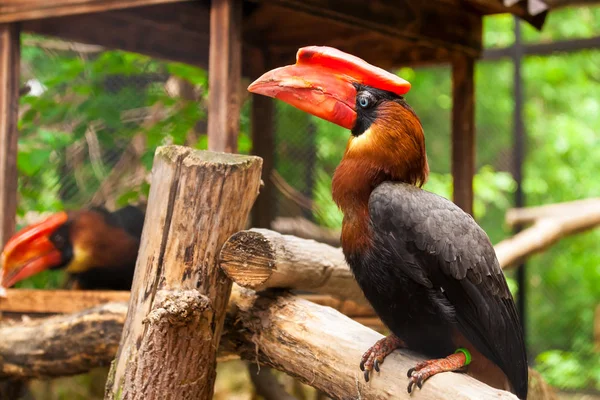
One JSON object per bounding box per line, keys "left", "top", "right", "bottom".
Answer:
{"left": 406, "top": 348, "right": 471, "bottom": 393}
{"left": 359, "top": 334, "right": 405, "bottom": 382}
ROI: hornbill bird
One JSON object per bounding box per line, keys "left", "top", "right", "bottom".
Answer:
{"left": 1, "top": 205, "right": 144, "bottom": 290}
{"left": 248, "top": 47, "right": 528, "bottom": 398}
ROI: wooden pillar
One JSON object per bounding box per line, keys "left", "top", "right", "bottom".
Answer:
{"left": 107, "top": 146, "right": 262, "bottom": 400}
{"left": 251, "top": 92, "right": 275, "bottom": 228}
{"left": 0, "top": 24, "right": 20, "bottom": 246}
{"left": 207, "top": 0, "right": 242, "bottom": 153}
{"left": 451, "top": 54, "right": 475, "bottom": 215}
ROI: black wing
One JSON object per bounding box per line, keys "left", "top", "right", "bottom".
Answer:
{"left": 90, "top": 205, "right": 145, "bottom": 240}
{"left": 369, "top": 182, "right": 527, "bottom": 399}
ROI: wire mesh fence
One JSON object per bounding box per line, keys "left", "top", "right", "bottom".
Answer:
{"left": 14, "top": 6, "right": 600, "bottom": 397}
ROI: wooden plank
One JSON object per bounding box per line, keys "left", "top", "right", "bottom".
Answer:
{"left": 0, "top": 289, "right": 378, "bottom": 319}
{"left": 451, "top": 54, "right": 476, "bottom": 215}
{"left": 0, "top": 289, "right": 130, "bottom": 315}
{"left": 207, "top": 0, "right": 243, "bottom": 152}
{"left": 24, "top": 3, "right": 210, "bottom": 68}
{"left": 0, "top": 24, "right": 20, "bottom": 248}
{"left": 0, "top": 0, "right": 191, "bottom": 23}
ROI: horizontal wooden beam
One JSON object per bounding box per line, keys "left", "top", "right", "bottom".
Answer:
{"left": 0, "top": 0, "right": 191, "bottom": 23}
{"left": 0, "top": 288, "right": 377, "bottom": 320}
{"left": 0, "top": 289, "right": 130, "bottom": 315}
{"left": 483, "top": 36, "right": 600, "bottom": 60}
{"left": 23, "top": 3, "right": 210, "bottom": 68}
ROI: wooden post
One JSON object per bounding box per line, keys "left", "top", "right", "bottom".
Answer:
{"left": 207, "top": 0, "right": 242, "bottom": 152}
{"left": 251, "top": 93, "right": 275, "bottom": 228}
{"left": 106, "top": 146, "right": 262, "bottom": 400}
{"left": 0, "top": 23, "right": 20, "bottom": 246}
{"left": 451, "top": 53, "right": 475, "bottom": 215}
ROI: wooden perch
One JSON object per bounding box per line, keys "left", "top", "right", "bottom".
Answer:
{"left": 223, "top": 288, "right": 518, "bottom": 400}
{"left": 220, "top": 228, "right": 367, "bottom": 305}
{"left": 0, "top": 302, "right": 126, "bottom": 379}
{"left": 106, "top": 146, "right": 262, "bottom": 400}
{"left": 497, "top": 199, "right": 600, "bottom": 269}
{"left": 0, "top": 290, "right": 554, "bottom": 400}
{"left": 505, "top": 198, "right": 600, "bottom": 228}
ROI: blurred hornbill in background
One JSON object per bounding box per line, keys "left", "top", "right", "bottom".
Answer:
{"left": 1, "top": 205, "right": 144, "bottom": 290}
{"left": 249, "top": 47, "right": 528, "bottom": 398}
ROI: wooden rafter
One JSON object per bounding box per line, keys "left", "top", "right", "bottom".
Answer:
{"left": 0, "top": 0, "right": 191, "bottom": 23}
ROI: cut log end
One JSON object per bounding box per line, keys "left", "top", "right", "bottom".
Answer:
{"left": 220, "top": 230, "right": 276, "bottom": 289}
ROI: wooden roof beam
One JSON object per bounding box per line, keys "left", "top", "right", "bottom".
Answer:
{"left": 252, "top": 0, "right": 483, "bottom": 58}
{"left": 23, "top": 3, "right": 211, "bottom": 68}
{"left": 0, "top": 0, "right": 193, "bottom": 23}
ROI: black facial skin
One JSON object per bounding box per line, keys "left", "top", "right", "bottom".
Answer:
{"left": 48, "top": 223, "right": 73, "bottom": 269}
{"left": 351, "top": 83, "right": 409, "bottom": 137}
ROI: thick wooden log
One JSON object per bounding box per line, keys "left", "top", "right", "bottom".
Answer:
{"left": 207, "top": 0, "right": 242, "bottom": 152}
{"left": 223, "top": 288, "right": 518, "bottom": 400}
{"left": 0, "top": 23, "right": 20, "bottom": 248}
{"left": 220, "top": 228, "right": 368, "bottom": 305}
{"left": 0, "top": 291, "right": 554, "bottom": 400}
{"left": 451, "top": 53, "right": 476, "bottom": 215}
{"left": 0, "top": 302, "right": 127, "bottom": 379}
{"left": 106, "top": 146, "right": 262, "bottom": 400}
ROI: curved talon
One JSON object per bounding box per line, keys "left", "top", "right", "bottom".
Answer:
{"left": 417, "top": 376, "right": 424, "bottom": 389}
{"left": 407, "top": 380, "right": 414, "bottom": 393}
{"left": 364, "top": 370, "right": 370, "bottom": 382}
{"left": 407, "top": 367, "right": 415, "bottom": 377}
{"left": 359, "top": 360, "right": 365, "bottom": 371}
{"left": 374, "top": 359, "right": 380, "bottom": 372}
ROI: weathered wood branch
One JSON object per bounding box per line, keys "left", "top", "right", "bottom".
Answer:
{"left": 223, "top": 288, "right": 518, "bottom": 400}
{"left": 505, "top": 198, "right": 600, "bottom": 227}
{"left": 106, "top": 146, "right": 262, "bottom": 400}
{"left": 0, "top": 302, "right": 127, "bottom": 379}
{"left": 220, "top": 228, "right": 367, "bottom": 305}
{"left": 497, "top": 201, "right": 600, "bottom": 269}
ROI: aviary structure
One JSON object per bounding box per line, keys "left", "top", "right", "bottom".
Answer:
{"left": 1, "top": 205, "right": 144, "bottom": 290}
{"left": 248, "top": 46, "right": 527, "bottom": 399}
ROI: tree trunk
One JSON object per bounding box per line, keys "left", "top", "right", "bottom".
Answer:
{"left": 106, "top": 146, "right": 262, "bottom": 400}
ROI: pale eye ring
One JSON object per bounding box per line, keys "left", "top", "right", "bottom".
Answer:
{"left": 358, "top": 96, "right": 370, "bottom": 108}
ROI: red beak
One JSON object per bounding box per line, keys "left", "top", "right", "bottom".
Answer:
{"left": 248, "top": 46, "right": 411, "bottom": 129}
{"left": 1, "top": 212, "right": 68, "bottom": 289}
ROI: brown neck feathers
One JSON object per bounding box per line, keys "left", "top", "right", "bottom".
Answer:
{"left": 331, "top": 101, "right": 429, "bottom": 254}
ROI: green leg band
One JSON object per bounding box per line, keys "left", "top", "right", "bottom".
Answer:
{"left": 454, "top": 348, "right": 472, "bottom": 366}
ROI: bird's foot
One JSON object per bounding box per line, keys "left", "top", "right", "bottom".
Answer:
{"left": 406, "top": 348, "right": 471, "bottom": 394}
{"left": 359, "top": 334, "right": 405, "bottom": 382}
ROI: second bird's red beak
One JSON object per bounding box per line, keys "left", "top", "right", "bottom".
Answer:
{"left": 248, "top": 46, "right": 411, "bottom": 130}
{"left": 1, "top": 212, "right": 67, "bottom": 289}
